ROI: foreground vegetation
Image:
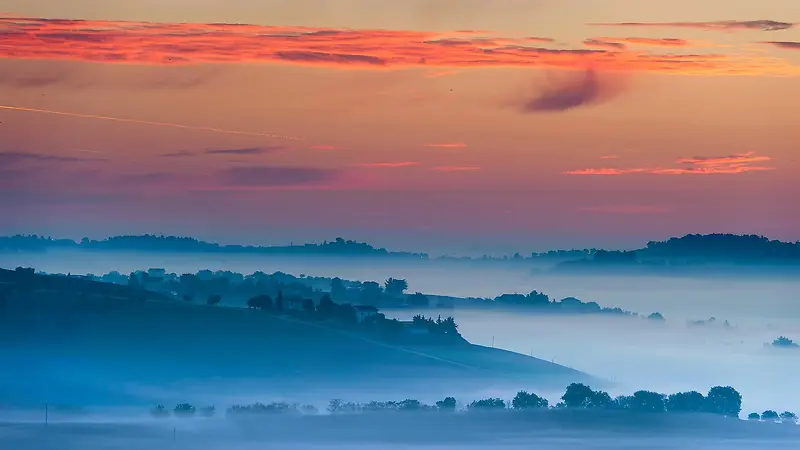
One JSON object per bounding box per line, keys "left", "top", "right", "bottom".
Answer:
{"left": 145, "top": 383, "right": 795, "bottom": 423}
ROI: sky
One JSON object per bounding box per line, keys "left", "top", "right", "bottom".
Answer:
{"left": 1, "top": 0, "right": 799, "bottom": 254}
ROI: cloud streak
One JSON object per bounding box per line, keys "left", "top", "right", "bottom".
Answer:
{"left": 356, "top": 162, "right": 420, "bottom": 168}
{"left": 0, "top": 104, "right": 300, "bottom": 140}
{"left": 204, "top": 147, "right": 283, "bottom": 155}
{"left": 0, "top": 17, "right": 797, "bottom": 76}
{"left": 520, "top": 68, "right": 627, "bottom": 113}
{"left": 432, "top": 165, "right": 481, "bottom": 172}
{"left": 217, "top": 165, "right": 341, "bottom": 187}
{"left": 590, "top": 20, "right": 795, "bottom": 32}
{"left": 564, "top": 152, "right": 775, "bottom": 175}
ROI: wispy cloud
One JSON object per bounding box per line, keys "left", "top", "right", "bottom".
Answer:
{"left": 519, "top": 68, "right": 627, "bottom": 113}
{"left": 204, "top": 146, "right": 282, "bottom": 155}
{"left": 565, "top": 151, "right": 775, "bottom": 175}
{"left": 432, "top": 165, "right": 481, "bottom": 172}
{"left": 425, "top": 143, "right": 467, "bottom": 148}
{"left": 0, "top": 17, "right": 797, "bottom": 76}
{"left": 585, "top": 37, "right": 692, "bottom": 49}
{"left": 217, "top": 165, "right": 341, "bottom": 187}
{"left": 589, "top": 20, "right": 795, "bottom": 32}
{"left": 356, "top": 162, "right": 420, "bottom": 168}
{"left": 600, "top": 155, "right": 619, "bottom": 160}
{"left": 308, "top": 145, "right": 338, "bottom": 150}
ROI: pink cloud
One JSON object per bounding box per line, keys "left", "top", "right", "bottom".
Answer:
{"left": 308, "top": 145, "right": 338, "bottom": 150}
{"left": 425, "top": 143, "right": 468, "bottom": 148}
{"left": 580, "top": 205, "right": 672, "bottom": 214}
{"left": 564, "top": 151, "right": 775, "bottom": 175}
{"left": 432, "top": 165, "right": 481, "bottom": 172}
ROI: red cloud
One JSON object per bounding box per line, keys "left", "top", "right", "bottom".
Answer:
{"left": 675, "top": 151, "right": 770, "bottom": 166}
{"left": 0, "top": 17, "right": 797, "bottom": 75}
{"left": 426, "top": 143, "right": 467, "bottom": 148}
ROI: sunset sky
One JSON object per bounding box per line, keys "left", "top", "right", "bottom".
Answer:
{"left": 1, "top": 0, "right": 799, "bottom": 255}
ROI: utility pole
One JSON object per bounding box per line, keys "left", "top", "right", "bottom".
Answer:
{"left": 491, "top": 336, "right": 495, "bottom": 348}
{"left": 45, "top": 402, "right": 48, "bottom": 426}
{"left": 173, "top": 427, "right": 176, "bottom": 442}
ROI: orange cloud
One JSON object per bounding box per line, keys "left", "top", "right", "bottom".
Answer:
{"left": 1, "top": 17, "right": 798, "bottom": 76}
{"left": 432, "top": 165, "right": 481, "bottom": 172}
{"left": 590, "top": 20, "right": 795, "bottom": 32}
{"left": 426, "top": 143, "right": 467, "bottom": 148}
{"left": 584, "top": 39, "right": 627, "bottom": 50}
{"left": 356, "top": 162, "right": 420, "bottom": 168}
{"left": 675, "top": 151, "right": 770, "bottom": 166}
{"left": 309, "top": 145, "right": 338, "bottom": 150}
{"left": 564, "top": 151, "right": 775, "bottom": 175}
{"left": 599, "top": 155, "right": 619, "bottom": 159}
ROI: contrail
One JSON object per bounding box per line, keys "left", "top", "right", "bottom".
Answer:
{"left": 0, "top": 104, "right": 302, "bottom": 141}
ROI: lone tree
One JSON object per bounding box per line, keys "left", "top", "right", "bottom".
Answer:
{"left": 747, "top": 412, "right": 760, "bottom": 420}
{"left": 665, "top": 391, "right": 706, "bottom": 413}
{"left": 761, "top": 410, "right": 779, "bottom": 421}
{"left": 779, "top": 411, "right": 797, "bottom": 423}
{"left": 468, "top": 398, "right": 506, "bottom": 411}
{"left": 629, "top": 390, "right": 666, "bottom": 412}
{"left": 206, "top": 294, "right": 221, "bottom": 306}
{"left": 705, "top": 386, "right": 742, "bottom": 418}
{"left": 561, "top": 383, "right": 611, "bottom": 409}
{"left": 384, "top": 278, "right": 408, "bottom": 296}
{"left": 436, "top": 397, "right": 457, "bottom": 411}
{"left": 174, "top": 403, "right": 196, "bottom": 417}
{"left": 512, "top": 391, "right": 549, "bottom": 410}
{"left": 150, "top": 404, "right": 170, "bottom": 418}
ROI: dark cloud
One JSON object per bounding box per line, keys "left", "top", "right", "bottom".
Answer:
{"left": 161, "top": 150, "right": 196, "bottom": 158}
{"left": 218, "top": 166, "right": 341, "bottom": 186}
{"left": 273, "top": 51, "right": 387, "bottom": 66}
{"left": 520, "top": 68, "right": 627, "bottom": 113}
{"left": 583, "top": 39, "right": 627, "bottom": 50}
{"left": 762, "top": 41, "right": 800, "bottom": 49}
{"left": 204, "top": 146, "right": 283, "bottom": 155}
{"left": 590, "top": 20, "right": 795, "bottom": 32}
{"left": 0, "top": 151, "right": 95, "bottom": 165}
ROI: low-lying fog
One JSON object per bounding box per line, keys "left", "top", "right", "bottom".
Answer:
{"left": 4, "top": 250, "right": 800, "bottom": 416}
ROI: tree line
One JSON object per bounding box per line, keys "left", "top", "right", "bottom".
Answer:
{"left": 148, "top": 382, "right": 792, "bottom": 421}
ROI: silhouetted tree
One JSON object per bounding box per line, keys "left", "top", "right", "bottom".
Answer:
{"left": 436, "top": 397, "right": 456, "bottom": 411}
{"left": 200, "top": 405, "right": 216, "bottom": 417}
{"left": 302, "top": 298, "right": 315, "bottom": 313}
{"left": 512, "top": 391, "right": 549, "bottom": 410}
{"left": 629, "top": 390, "right": 666, "bottom": 412}
{"left": 468, "top": 398, "right": 506, "bottom": 410}
{"left": 330, "top": 277, "right": 346, "bottom": 301}
{"left": 247, "top": 294, "right": 272, "bottom": 310}
{"left": 747, "top": 412, "right": 760, "bottom": 420}
{"left": 561, "top": 383, "right": 611, "bottom": 408}
{"left": 705, "top": 386, "right": 742, "bottom": 417}
{"left": 318, "top": 293, "right": 335, "bottom": 317}
{"left": 647, "top": 312, "right": 665, "bottom": 322}
{"left": 666, "top": 391, "right": 706, "bottom": 413}
{"left": 150, "top": 404, "right": 170, "bottom": 418}
{"left": 360, "top": 281, "right": 383, "bottom": 305}
{"left": 206, "top": 294, "right": 221, "bottom": 306}
{"left": 174, "top": 403, "right": 196, "bottom": 417}
{"left": 762, "top": 410, "right": 779, "bottom": 421}
{"left": 384, "top": 278, "right": 408, "bottom": 296}
{"left": 406, "top": 292, "right": 430, "bottom": 307}
{"left": 275, "top": 290, "right": 284, "bottom": 312}
{"left": 779, "top": 411, "right": 797, "bottom": 422}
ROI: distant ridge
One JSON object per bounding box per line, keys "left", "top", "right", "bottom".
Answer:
{"left": 1, "top": 233, "right": 799, "bottom": 265}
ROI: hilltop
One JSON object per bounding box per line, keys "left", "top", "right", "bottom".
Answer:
{"left": 0, "top": 268, "right": 592, "bottom": 407}
{"left": 2, "top": 233, "right": 799, "bottom": 271}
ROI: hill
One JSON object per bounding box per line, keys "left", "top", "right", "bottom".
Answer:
{"left": 0, "top": 269, "right": 593, "bottom": 407}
